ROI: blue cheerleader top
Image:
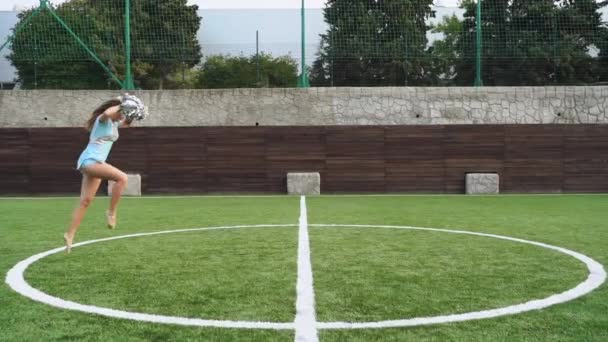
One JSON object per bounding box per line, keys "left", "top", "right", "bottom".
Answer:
{"left": 76, "top": 115, "right": 120, "bottom": 169}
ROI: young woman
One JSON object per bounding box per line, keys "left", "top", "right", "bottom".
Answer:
{"left": 63, "top": 97, "right": 137, "bottom": 253}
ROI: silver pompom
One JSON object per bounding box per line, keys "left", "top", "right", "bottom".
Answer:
{"left": 120, "top": 94, "right": 148, "bottom": 121}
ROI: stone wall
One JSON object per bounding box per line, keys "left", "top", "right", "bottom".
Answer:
{"left": 1, "top": 87, "right": 607, "bottom": 127}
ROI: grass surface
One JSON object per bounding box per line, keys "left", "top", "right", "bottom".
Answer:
{"left": 310, "top": 227, "right": 585, "bottom": 321}
{"left": 28, "top": 227, "right": 298, "bottom": 321}
{"left": 1, "top": 194, "right": 607, "bottom": 341}
{"left": 308, "top": 195, "right": 608, "bottom": 341}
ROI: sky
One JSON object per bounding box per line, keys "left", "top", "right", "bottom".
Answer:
{"left": 0, "top": 0, "right": 461, "bottom": 11}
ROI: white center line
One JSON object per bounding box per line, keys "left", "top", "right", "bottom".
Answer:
{"left": 294, "top": 196, "right": 319, "bottom": 342}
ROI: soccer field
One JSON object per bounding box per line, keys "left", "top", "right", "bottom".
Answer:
{"left": 1, "top": 195, "right": 607, "bottom": 341}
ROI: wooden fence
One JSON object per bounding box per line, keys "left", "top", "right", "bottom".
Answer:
{"left": 1, "top": 125, "right": 607, "bottom": 194}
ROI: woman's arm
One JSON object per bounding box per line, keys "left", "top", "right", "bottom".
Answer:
{"left": 99, "top": 105, "right": 122, "bottom": 123}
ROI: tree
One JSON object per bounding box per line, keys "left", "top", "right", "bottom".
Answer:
{"left": 450, "top": 0, "right": 607, "bottom": 86}
{"left": 310, "top": 0, "right": 436, "bottom": 87}
{"left": 429, "top": 14, "right": 462, "bottom": 85}
{"left": 553, "top": 0, "right": 608, "bottom": 84}
{"left": 309, "top": 44, "right": 331, "bottom": 86}
{"left": 9, "top": 4, "right": 116, "bottom": 89}
{"left": 196, "top": 53, "right": 298, "bottom": 89}
{"left": 129, "top": 0, "right": 201, "bottom": 89}
{"left": 8, "top": 0, "right": 201, "bottom": 89}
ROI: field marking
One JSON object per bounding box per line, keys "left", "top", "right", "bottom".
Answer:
{"left": 5, "top": 225, "right": 297, "bottom": 330}
{"left": 310, "top": 224, "right": 607, "bottom": 329}
{"left": 1, "top": 193, "right": 607, "bottom": 200}
{"left": 295, "top": 196, "right": 319, "bottom": 342}
{"left": 5, "top": 224, "right": 606, "bottom": 331}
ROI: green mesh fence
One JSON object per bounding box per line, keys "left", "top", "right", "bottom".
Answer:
{"left": 7, "top": 0, "right": 126, "bottom": 89}
{"left": 311, "top": 0, "right": 439, "bottom": 86}
{"left": 311, "top": 0, "right": 608, "bottom": 86}
{"left": 1, "top": 0, "right": 607, "bottom": 89}
{"left": 2, "top": 0, "right": 201, "bottom": 90}
{"left": 129, "top": 0, "right": 201, "bottom": 89}
{"left": 447, "top": 0, "right": 608, "bottom": 86}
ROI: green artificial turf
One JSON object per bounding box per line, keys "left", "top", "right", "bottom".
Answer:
{"left": 1, "top": 194, "right": 606, "bottom": 341}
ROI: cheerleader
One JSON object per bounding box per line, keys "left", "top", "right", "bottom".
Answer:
{"left": 64, "top": 94, "right": 147, "bottom": 253}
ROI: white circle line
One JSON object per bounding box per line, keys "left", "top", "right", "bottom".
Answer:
{"left": 5, "top": 225, "right": 297, "bottom": 330}
{"left": 309, "top": 224, "right": 607, "bottom": 329}
{"left": 5, "top": 224, "right": 606, "bottom": 330}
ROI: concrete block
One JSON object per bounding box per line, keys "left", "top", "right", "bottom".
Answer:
{"left": 287, "top": 172, "right": 320, "bottom": 195}
{"left": 108, "top": 174, "right": 141, "bottom": 196}
{"left": 466, "top": 173, "right": 499, "bottom": 194}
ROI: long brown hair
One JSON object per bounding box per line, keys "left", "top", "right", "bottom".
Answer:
{"left": 85, "top": 98, "right": 121, "bottom": 132}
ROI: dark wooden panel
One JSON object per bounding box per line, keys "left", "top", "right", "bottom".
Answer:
{"left": 385, "top": 126, "right": 445, "bottom": 192}
{"left": 28, "top": 128, "right": 87, "bottom": 193}
{"left": 443, "top": 125, "right": 505, "bottom": 193}
{"left": 205, "top": 127, "right": 268, "bottom": 192}
{"left": 503, "top": 125, "right": 563, "bottom": 192}
{"left": 0, "top": 129, "right": 29, "bottom": 193}
{"left": 2, "top": 125, "right": 608, "bottom": 194}
{"left": 563, "top": 125, "right": 608, "bottom": 192}
{"left": 324, "top": 127, "right": 385, "bottom": 192}
{"left": 143, "top": 127, "right": 205, "bottom": 193}
{"left": 265, "top": 127, "right": 326, "bottom": 193}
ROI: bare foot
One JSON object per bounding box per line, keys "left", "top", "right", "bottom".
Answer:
{"left": 63, "top": 233, "right": 72, "bottom": 254}
{"left": 106, "top": 210, "right": 116, "bottom": 230}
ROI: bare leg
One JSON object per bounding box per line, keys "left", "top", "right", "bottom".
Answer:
{"left": 64, "top": 175, "right": 101, "bottom": 253}
{"left": 81, "top": 162, "right": 128, "bottom": 229}
{"left": 108, "top": 175, "right": 128, "bottom": 228}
